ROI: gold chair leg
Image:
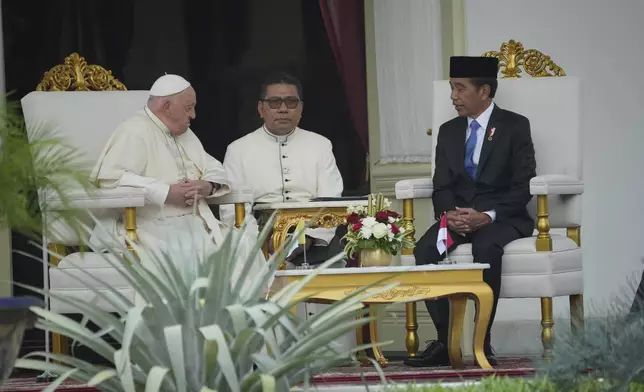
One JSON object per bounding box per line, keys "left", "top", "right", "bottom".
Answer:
{"left": 234, "top": 202, "right": 246, "bottom": 229}
{"left": 541, "top": 297, "right": 554, "bottom": 361}
{"left": 48, "top": 244, "right": 69, "bottom": 360}
{"left": 405, "top": 302, "right": 419, "bottom": 357}
{"left": 52, "top": 333, "right": 69, "bottom": 356}
{"left": 569, "top": 294, "right": 584, "bottom": 334}
{"left": 124, "top": 207, "right": 139, "bottom": 258}
{"left": 401, "top": 199, "right": 419, "bottom": 357}
{"left": 47, "top": 244, "right": 66, "bottom": 266}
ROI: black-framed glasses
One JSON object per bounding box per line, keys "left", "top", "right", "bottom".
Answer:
{"left": 261, "top": 96, "right": 301, "bottom": 109}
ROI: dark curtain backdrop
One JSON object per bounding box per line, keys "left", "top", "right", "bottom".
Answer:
{"left": 3, "top": 0, "right": 367, "bottom": 356}
{"left": 319, "top": 0, "right": 368, "bottom": 153}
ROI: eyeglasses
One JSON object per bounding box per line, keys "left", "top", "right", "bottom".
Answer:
{"left": 261, "top": 96, "right": 301, "bottom": 109}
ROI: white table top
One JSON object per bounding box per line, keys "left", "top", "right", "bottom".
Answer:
{"left": 275, "top": 263, "right": 489, "bottom": 277}
{"left": 253, "top": 200, "right": 369, "bottom": 211}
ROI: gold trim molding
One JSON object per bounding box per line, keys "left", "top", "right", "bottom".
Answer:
{"left": 345, "top": 285, "right": 431, "bottom": 301}
{"left": 37, "top": 53, "right": 127, "bottom": 91}
{"left": 482, "top": 39, "right": 565, "bottom": 78}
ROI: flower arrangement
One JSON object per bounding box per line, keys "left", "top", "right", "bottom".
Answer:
{"left": 343, "top": 193, "right": 413, "bottom": 259}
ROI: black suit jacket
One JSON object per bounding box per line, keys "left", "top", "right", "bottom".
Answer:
{"left": 432, "top": 105, "right": 537, "bottom": 237}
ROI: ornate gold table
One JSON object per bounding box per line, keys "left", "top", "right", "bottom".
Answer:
{"left": 269, "top": 264, "right": 494, "bottom": 369}
{"left": 253, "top": 200, "right": 368, "bottom": 264}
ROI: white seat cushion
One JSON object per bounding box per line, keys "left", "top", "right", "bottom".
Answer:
{"left": 401, "top": 235, "right": 582, "bottom": 299}
{"left": 395, "top": 178, "right": 433, "bottom": 199}
{"left": 49, "top": 252, "right": 134, "bottom": 313}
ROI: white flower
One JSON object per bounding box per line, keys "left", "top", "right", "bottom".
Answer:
{"left": 388, "top": 216, "right": 396, "bottom": 224}
{"left": 360, "top": 226, "right": 373, "bottom": 239}
{"left": 387, "top": 224, "right": 395, "bottom": 241}
{"left": 372, "top": 223, "right": 389, "bottom": 239}
{"left": 361, "top": 216, "right": 377, "bottom": 228}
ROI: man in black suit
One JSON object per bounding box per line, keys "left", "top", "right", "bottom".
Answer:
{"left": 404, "top": 56, "right": 537, "bottom": 368}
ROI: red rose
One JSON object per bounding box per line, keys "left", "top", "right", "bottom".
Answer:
{"left": 347, "top": 213, "right": 360, "bottom": 224}
{"left": 352, "top": 222, "right": 363, "bottom": 232}
{"left": 390, "top": 224, "right": 399, "bottom": 234}
{"left": 376, "top": 211, "right": 389, "bottom": 223}
{"left": 387, "top": 210, "right": 400, "bottom": 219}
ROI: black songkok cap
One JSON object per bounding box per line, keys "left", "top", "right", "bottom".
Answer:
{"left": 449, "top": 56, "right": 499, "bottom": 78}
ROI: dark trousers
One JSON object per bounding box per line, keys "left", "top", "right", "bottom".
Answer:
{"left": 414, "top": 221, "right": 522, "bottom": 346}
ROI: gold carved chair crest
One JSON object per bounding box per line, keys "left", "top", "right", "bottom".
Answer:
{"left": 481, "top": 39, "right": 565, "bottom": 78}
{"left": 36, "top": 53, "right": 127, "bottom": 92}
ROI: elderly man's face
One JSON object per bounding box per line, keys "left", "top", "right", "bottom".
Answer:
{"left": 165, "top": 87, "right": 197, "bottom": 136}
{"left": 449, "top": 78, "right": 489, "bottom": 118}
{"left": 258, "top": 84, "right": 302, "bottom": 135}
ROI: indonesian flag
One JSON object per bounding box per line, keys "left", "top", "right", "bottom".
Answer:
{"left": 436, "top": 214, "right": 454, "bottom": 255}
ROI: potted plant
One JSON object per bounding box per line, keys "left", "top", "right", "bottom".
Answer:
{"left": 0, "top": 97, "right": 90, "bottom": 385}
{"left": 12, "top": 218, "right": 394, "bottom": 391}
{"left": 343, "top": 193, "right": 413, "bottom": 267}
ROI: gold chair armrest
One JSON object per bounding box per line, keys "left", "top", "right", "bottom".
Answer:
{"left": 535, "top": 195, "right": 552, "bottom": 252}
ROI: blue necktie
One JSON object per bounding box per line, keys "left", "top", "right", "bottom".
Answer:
{"left": 464, "top": 120, "right": 480, "bottom": 179}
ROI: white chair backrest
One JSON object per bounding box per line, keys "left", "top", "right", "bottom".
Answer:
{"left": 21, "top": 91, "right": 151, "bottom": 172}
{"left": 21, "top": 91, "right": 150, "bottom": 245}
{"left": 431, "top": 77, "right": 582, "bottom": 227}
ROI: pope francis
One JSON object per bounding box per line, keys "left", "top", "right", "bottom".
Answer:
{"left": 88, "top": 74, "right": 266, "bottom": 289}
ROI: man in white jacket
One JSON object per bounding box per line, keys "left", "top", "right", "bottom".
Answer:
{"left": 221, "top": 72, "right": 346, "bottom": 268}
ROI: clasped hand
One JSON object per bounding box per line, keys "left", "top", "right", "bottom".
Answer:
{"left": 165, "top": 180, "right": 213, "bottom": 207}
{"left": 446, "top": 207, "right": 491, "bottom": 234}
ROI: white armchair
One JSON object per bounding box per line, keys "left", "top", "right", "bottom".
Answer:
{"left": 20, "top": 54, "right": 252, "bottom": 356}
{"left": 395, "top": 43, "right": 584, "bottom": 359}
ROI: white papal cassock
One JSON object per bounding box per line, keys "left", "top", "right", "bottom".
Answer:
{"left": 220, "top": 126, "right": 343, "bottom": 246}
{"left": 88, "top": 106, "right": 266, "bottom": 291}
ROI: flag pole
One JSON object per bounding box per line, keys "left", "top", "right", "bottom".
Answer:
{"left": 296, "top": 219, "right": 310, "bottom": 269}
{"left": 444, "top": 211, "right": 450, "bottom": 264}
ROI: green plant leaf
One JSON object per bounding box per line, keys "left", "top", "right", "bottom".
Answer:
{"left": 144, "top": 366, "right": 172, "bottom": 392}
{"left": 163, "top": 325, "right": 187, "bottom": 392}
{"left": 87, "top": 369, "right": 118, "bottom": 387}
{"left": 200, "top": 324, "right": 240, "bottom": 392}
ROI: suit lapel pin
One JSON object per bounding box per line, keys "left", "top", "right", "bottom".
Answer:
{"left": 487, "top": 127, "right": 496, "bottom": 141}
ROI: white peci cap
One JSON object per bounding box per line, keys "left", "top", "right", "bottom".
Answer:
{"left": 149, "top": 74, "right": 191, "bottom": 97}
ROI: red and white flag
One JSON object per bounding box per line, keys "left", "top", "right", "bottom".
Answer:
{"left": 436, "top": 214, "right": 454, "bottom": 255}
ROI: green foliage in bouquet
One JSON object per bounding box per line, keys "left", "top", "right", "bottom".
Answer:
{"left": 343, "top": 194, "right": 414, "bottom": 258}
{"left": 13, "top": 216, "right": 394, "bottom": 392}
{"left": 0, "top": 98, "right": 90, "bottom": 237}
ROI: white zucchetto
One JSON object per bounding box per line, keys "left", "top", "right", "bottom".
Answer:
{"left": 149, "top": 74, "right": 191, "bottom": 97}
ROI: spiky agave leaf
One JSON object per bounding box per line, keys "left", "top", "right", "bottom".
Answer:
{"left": 0, "top": 96, "right": 91, "bottom": 239}
{"left": 15, "top": 217, "right": 393, "bottom": 392}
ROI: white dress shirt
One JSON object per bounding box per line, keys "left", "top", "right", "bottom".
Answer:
{"left": 466, "top": 102, "right": 496, "bottom": 221}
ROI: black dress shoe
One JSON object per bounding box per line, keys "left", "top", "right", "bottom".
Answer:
{"left": 484, "top": 345, "right": 498, "bottom": 366}
{"left": 403, "top": 340, "right": 450, "bottom": 367}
